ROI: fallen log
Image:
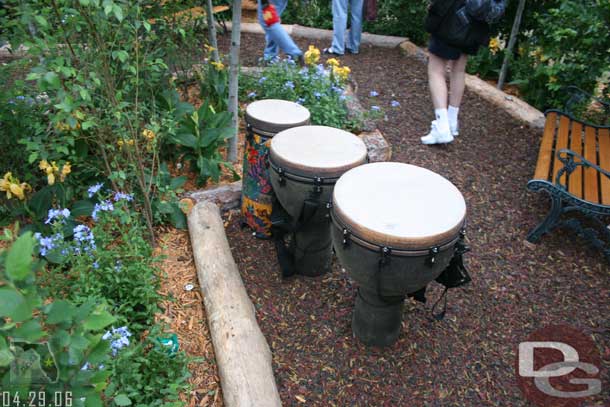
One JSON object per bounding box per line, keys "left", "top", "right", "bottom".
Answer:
{"left": 188, "top": 201, "right": 281, "bottom": 407}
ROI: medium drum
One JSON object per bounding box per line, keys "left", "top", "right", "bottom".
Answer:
{"left": 269, "top": 125, "right": 367, "bottom": 277}
{"left": 330, "top": 162, "right": 467, "bottom": 346}
{"left": 242, "top": 99, "right": 310, "bottom": 238}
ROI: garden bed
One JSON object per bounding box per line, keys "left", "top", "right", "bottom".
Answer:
{"left": 216, "top": 32, "right": 609, "bottom": 406}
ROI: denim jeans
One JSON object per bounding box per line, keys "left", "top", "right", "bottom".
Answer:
{"left": 257, "top": 0, "right": 302, "bottom": 60}
{"left": 330, "top": 0, "right": 363, "bottom": 54}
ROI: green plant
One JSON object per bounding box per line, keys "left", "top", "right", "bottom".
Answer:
{"left": 0, "top": 230, "right": 115, "bottom": 405}
{"left": 105, "top": 325, "right": 191, "bottom": 407}
{"left": 169, "top": 101, "right": 235, "bottom": 186}
{"left": 242, "top": 55, "right": 360, "bottom": 130}
{"left": 198, "top": 48, "right": 229, "bottom": 112}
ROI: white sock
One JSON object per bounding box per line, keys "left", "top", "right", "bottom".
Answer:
{"left": 448, "top": 105, "right": 459, "bottom": 127}
{"left": 434, "top": 108, "right": 450, "bottom": 133}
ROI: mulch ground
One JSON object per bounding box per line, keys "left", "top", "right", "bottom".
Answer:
{"left": 215, "top": 32, "right": 610, "bottom": 406}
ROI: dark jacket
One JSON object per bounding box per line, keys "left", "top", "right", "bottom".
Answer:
{"left": 425, "top": 0, "right": 491, "bottom": 51}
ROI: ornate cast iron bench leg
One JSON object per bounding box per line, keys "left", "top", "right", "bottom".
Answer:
{"left": 527, "top": 188, "right": 563, "bottom": 243}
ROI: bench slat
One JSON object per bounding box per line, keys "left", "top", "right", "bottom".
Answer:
{"left": 598, "top": 127, "right": 610, "bottom": 206}
{"left": 584, "top": 125, "right": 600, "bottom": 204}
{"left": 568, "top": 121, "right": 583, "bottom": 199}
{"left": 533, "top": 112, "right": 558, "bottom": 181}
{"left": 552, "top": 115, "right": 570, "bottom": 186}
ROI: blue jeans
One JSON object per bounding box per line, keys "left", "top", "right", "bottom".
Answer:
{"left": 330, "top": 0, "right": 363, "bottom": 54}
{"left": 257, "top": 0, "right": 302, "bottom": 60}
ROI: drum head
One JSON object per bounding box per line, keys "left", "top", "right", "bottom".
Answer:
{"left": 332, "top": 162, "right": 466, "bottom": 250}
{"left": 245, "top": 99, "right": 310, "bottom": 134}
{"left": 270, "top": 125, "right": 368, "bottom": 178}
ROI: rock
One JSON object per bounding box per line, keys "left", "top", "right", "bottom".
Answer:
{"left": 189, "top": 181, "right": 242, "bottom": 212}
{"left": 360, "top": 129, "right": 392, "bottom": 162}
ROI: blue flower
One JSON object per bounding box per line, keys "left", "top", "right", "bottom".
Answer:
{"left": 331, "top": 85, "right": 343, "bottom": 94}
{"left": 314, "top": 92, "right": 322, "bottom": 99}
{"left": 258, "top": 76, "right": 267, "bottom": 84}
{"left": 114, "top": 260, "right": 122, "bottom": 272}
{"left": 87, "top": 183, "right": 104, "bottom": 198}
{"left": 371, "top": 105, "right": 381, "bottom": 111}
{"left": 284, "top": 81, "right": 295, "bottom": 90}
{"left": 370, "top": 90, "right": 379, "bottom": 97}
{"left": 45, "top": 208, "right": 71, "bottom": 225}
{"left": 113, "top": 192, "right": 133, "bottom": 202}
{"left": 92, "top": 200, "right": 114, "bottom": 221}
{"left": 248, "top": 91, "right": 257, "bottom": 99}
{"left": 391, "top": 100, "right": 400, "bottom": 107}
{"left": 16, "top": 95, "right": 25, "bottom": 101}
{"left": 102, "top": 326, "right": 132, "bottom": 356}
{"left": 73, "top": 224, "right": 96, "bottom": 253}
{"left": 93, "top": 261, "right": 100, "bottom": 269}
{"left": 339, "top": 95, "right": 347, "bottom": 101}
{"left": 35, "top": 232, "right": 64, "bottom": 257}
{"left": 296, "top": 97, "right": 306, "bottom": 105}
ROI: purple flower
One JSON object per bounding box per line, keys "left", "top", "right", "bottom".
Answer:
{"left": 113, "top": 192, "right": 133, "bottom": 202}
{"left": 314, "top": 91, "right": 322, "bottom": 99}
{"left": 391, "top": 100, "right": 400, "bottom": 107}
{"left": 102, "top": 326, "right": 132, "bottom": 356}
{"left": 92, "top": 200, "right": 114, "bottom": 221}
{"left": 73, "top": 224, "right": 96, "bottom": 253}
{"left": 296, "top": 97, "right": 306, "bottom": 105}
{"left": 371, "top": 105, "right": 381, "bottom": 111}
{"left": 34, "top": 232, "right": 64, "bottom": 257}
{"left": 370, "top": 90, "right": 379, "bottom": 97}
{"left": 87, "top": 183, "right": 104, "bottom": 198}
{"left": 284, "top": 81, "right": 295, "bottom": 90}
{"left": 45, "top": 208, "right": 71, "bottom": 225}
{"left": 248, "top": 92, "right": 257, "bottom": 99}
{"left": 258, "top": 76, "right": 267, "bottom": 84}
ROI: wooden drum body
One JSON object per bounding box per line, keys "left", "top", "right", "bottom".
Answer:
{"left": 330, "top": 162, "right": 467, "bottom": 346}
{"left": 241, "top": 100, "right": 310, "bottom": 238}
{"left": 269, "top": 126, "right": 367, "bottom": 277}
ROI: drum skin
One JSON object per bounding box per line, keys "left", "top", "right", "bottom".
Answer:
{"left": 330, "top": 222, "right": 455, "bottom": 296}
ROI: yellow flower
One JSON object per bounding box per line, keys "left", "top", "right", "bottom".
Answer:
{"left": 39, "top": 160, "right": 50, "bottom": 171}
{"left": 127, "top": 139, "right": 134, "bottom": 146}
{"left": 1, "top": 172, "right": 30, "bottom": 200}
{"left": 117, "top": 140, "right": 124, "bottom": 148}
{"left": 210, "top": 60, "right": 225, "bottom": 71}
{"left": 304, "top": 45, "right": 320, "bottom": 66}
{"left": 0, "top": 172, "right": 11, "bottom": 192}
{"left": 47, "top": 172, "right": 56, "bottom": 186}
{"left": 60, "top": 162, "right": 71, "bottom": 182}
{"left": 204, "top": 44, "right": 216, "bottom": 53}
{"left": 326, "top": 58, "right": 340, "bottom": 67}
{"left": 333, "top": 65, "right": 351, "bottom": 81}
{"left": 549, "top": 76, "right": 558, "bottom": 83}
{"left": 489, "top": 37, "right": 500, "bottom": 55}
{"left": 142, "top": 129, "right": 155, "bottom": 141}
{"left": 9, "top": 183, "right": 25, "bottom": 200}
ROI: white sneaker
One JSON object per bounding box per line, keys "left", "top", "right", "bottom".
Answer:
{"left": 421, "top": 121, "right": 454, "bottom": 145}
{"left": 450, "top": 122, "right": 459, "bottom": 137}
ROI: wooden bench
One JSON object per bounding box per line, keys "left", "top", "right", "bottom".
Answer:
{"left": 527, "top": 88, "right": 610, "bottom": 262}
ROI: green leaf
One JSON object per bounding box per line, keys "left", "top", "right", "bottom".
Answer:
{"left": 84, "top": 393, "right": 104, "bottom": 407}
{"left": 45, "top": 300, "right": 76, "bottom": 324}
{"left": 10, "top": 319, "right": 46, "bottom": 342}
{"left": 79, "top": 0, "right": 91, "bottom": 5}
{"left": 0, "top": 287, "right": 32, "bottom": 322}
{"left": 34, "top": 15, "right": 48, "bottom": 29}
{"left": 170, "top": 176, "right": 187, "bottom": 190}
{"left": 113, "top": 5, "right": 124, "bottom": 22}
{"left": 71, "top": 200, "right": 94, "bottom": 217}
{"left": 83, "top": 309, "right": 115, "bottom": 331}
{"left": 87, "top": 337, "right": 110, "bottom": 364}
{"left": 170, "top": 205, "right": 187, "bottom": 229}
{"left": 0, "top": 349, "right": 14, "bottom": 367}
{"left": 44, "top": 71, "right": 60, "bottom": 88}
{"left": 28, "top": 187, "right": 54, "bottom": 220}
{"left": 5, "top": 232, "right": 35, "bottom": 281}
{"left": 114, "top": 394, "right": 132, "bottom": 406}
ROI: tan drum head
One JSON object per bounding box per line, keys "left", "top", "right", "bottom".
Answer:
{"left": 332, "top": 162, "right": 466, "bottom": 250}
{"left": 245, "top": 99, "right": 311, "bottom": 134}
{"left": 270, "top": 126, "right": 368, "bottom": 178}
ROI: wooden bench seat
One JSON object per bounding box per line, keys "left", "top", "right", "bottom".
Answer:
{"left": 527, "top": 108, "right": 610, "bottom": 262}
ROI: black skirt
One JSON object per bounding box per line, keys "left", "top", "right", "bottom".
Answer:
{"left": 428, "top": 34, "right": 480, "bottom": 60}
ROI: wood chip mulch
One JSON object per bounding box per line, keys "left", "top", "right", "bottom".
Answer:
{"left": 215, "top": 33, "right": 609, "bottom": 406}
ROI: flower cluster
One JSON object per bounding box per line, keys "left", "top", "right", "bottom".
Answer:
{"left": 142, "top": 128, "right": 155, "bottom": 141}
{"left": 102, "top": 326, "right": 132, "bottom": 356}
{"left": 113, "top": 192, "right": 133, "bottom": 202}
{"left": 210, "top": 60, "right": 225, "bottom": 71}
{"left": 39, "top": 160, "right": 71, "bottom": 185}
{"left": 0, "top": 172, "right": 31, "bottom": 201}
{"left": 488, "top": 36, "right": 506, "bottom": 55}
{"left": 87, "top": 183, "right": 104, "bottom": 198}
{"left": 73, "top": 224, "right": 96, "bottom": 254}
{"left": 304, "top": 45, "right": 320, "bottom": 66}
{"left": 34, "top": 232, "right": 64, "bottom": 257}
{"left": 45, "top": 208, "right": 71, "bottom": 225}
{"left": 92, "top": 200, "right": 114, "bottom": 221}
{"left": 332, "top": 65, "right": 351, "bottom": 82}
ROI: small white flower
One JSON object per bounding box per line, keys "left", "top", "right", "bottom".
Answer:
{"left": 184, "top": 283, "right": 194, "bottom": 291}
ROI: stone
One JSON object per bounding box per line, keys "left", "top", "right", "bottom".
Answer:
{"left": 360, "top": 129, "right": 392, "bottom": 162}
{"left": 189, "top": 181, "right": 242, "bottom": 211}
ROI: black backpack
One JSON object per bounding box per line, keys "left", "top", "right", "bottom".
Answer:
{"left": 425, "top": 0, "right": 492, "bottom": 51}
{"left": 465, "top": 0, "right": 506, "bottom": 23}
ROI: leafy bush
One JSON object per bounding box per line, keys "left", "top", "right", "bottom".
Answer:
{"left": 242, "top": 51, "right": 361, "bottom": 130}
{"left": 0, "top": 231, "right": 115, "bottom": 405}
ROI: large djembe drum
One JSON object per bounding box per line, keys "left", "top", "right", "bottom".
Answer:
{"left": 242, "top": 99, "right": 310, "bottom": 238}
{"left": 269, "top": 125, "right": 367, "bottom": 277}
{"left": 330, "top": 162, "right": 467, "bottom": 346}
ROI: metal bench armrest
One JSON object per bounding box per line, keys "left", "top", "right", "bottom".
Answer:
{"left": 555, "top": 148, "right": 610, "bottom": 188}
{"left": 564, "top": 86, "right": 610, "bottom": 116}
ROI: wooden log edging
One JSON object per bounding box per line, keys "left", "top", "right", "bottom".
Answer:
{"left": 188, "top": 201, "right": 282, "bottom": 407}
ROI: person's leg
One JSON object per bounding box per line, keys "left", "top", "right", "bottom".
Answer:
{"left": 330, "top": 0, "right": 348, "bottom": 54}
{"left": 257, "top": 0, "right": 278, "bottom": 59}
{"left": 347, "top": 0, "right": 363, "bottom": 53}
{"left": 274, "top": 0, "right": 288, "bottom": 15}
{"left": 421, "top": 52, "right": 453, "bottom": 144}
{"left": 266, "top": 23, "right": 303, "bottom": 59}
{"left": 448, "top": 54, "right": 468, "bottom": 135}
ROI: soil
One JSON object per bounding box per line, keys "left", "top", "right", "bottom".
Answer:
{"left": 214, "top": 32, "right": 610, "bottom": 406}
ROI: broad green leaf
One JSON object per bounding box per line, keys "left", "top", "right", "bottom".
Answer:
{"left": 5, "top": 232, "right": 35, "bottom": 281}
{"left": 10, "top": 319, "right": 46, "bottom": 342}
{"left": 113, "top": 5, "right": 124, "bottom": 22}
{"left": 34, "top": 15, "right": 48, "bottom": 28}
{"left": 44, "top": 71, "right": 60, "bottom": 88}
{"left": 28, "top": 187, "right": 53, "bottom": 219}
{"left": 83, "top": 309, "right": 115, "bottom": 331}
{"left": 170, "top": 176, "right": 187, "bottom": 190}
{"left": 71, "top": 200, "right": 94, "bottom": 217}
{"left": 114, "top": 394, "right": 131, "bottom": 406}
{"left": 0, "top": 349, "right": 14, "bottom": 367}
{"left": 0, "top": 287, "right": 32, "bottom": 322}
{"left": 87, "top": 337, "right": 110, "bottom": 364}
{"left": 170, "top": 205, "right": 187, "bottom": 229}
{"left": 45, "top": 300, "right": 76, "bottom": 324}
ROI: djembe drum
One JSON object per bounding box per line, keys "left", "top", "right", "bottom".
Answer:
{"left": 330, "top": 162, "right": 468, "bottom": 346}
{"left": 242, "top": 99, "right": 310, "bottom": 238}
{"left": 269, "top": 125, "right": 367, "bottom": 277}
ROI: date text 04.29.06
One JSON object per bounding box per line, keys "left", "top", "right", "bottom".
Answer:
{"left": 1, "top": 391, "right": 73, "bottom": 407}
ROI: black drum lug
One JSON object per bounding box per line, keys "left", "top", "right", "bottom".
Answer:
{"left": 342, "top": 228, "right": 351, "bottom": 247}
{"left": 426, "top": 247, "right": 439, "bottom": 266}
{"left": 313, "top": 176, "right": 324, "bottom": 195}
{"left": 379, "top": 246, "right": 392, "bottom": 265}
{"left": 277, "top": 166, "right": 286, "bottom": 187}
{"left": 325, "top": 202, "right": 333, "bottom": 220}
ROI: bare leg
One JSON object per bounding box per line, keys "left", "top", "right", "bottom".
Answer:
{"left": 428, "top": 53, "right": 449, "bottom": 109}
{"left": 449, "top": 54, "right": 468, "bottom": 107}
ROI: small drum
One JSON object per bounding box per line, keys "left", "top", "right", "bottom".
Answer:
{"left": 242, "top": 99, "right": 310, "bottom": 238}
{"left": 269, "top": 125, "right": 367, "bottom": 277}
{"left": 330, "top": 162, "right": 467, "bottom": 346}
